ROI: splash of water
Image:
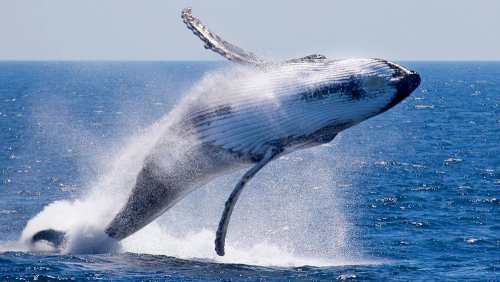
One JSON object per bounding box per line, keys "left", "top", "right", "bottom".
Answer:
{"left": 19, "top": 66, "right": 361, "bottom": 267}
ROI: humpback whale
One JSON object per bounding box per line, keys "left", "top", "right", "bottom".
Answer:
{"left": 29, "top": 7, "right": 420, "bottom": 256}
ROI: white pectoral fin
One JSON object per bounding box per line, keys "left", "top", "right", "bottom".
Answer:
{"left": 214, "top": 146, "right": 281, "bottom": 256}
{"left": 181, "top": 7, "right": 267, "bottom": 67}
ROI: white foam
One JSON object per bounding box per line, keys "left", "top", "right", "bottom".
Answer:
{"left": 20, "top": 199, "right": 118, "bottom": 254}
{"left": 121, "top": 223, "right": 354, "bottom": 267}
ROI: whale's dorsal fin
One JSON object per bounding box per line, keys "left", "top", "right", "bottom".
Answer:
{"left": 215, "top": 146, "right": 281, "bottom": 256}
{"left": 285, "top": 54, "right": 328, "bottom": 64}
{"left": 182, "top": 7, "right": 267, "bottom": 67}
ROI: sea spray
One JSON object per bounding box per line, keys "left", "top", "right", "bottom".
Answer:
{"left": 121, "top": 144, "right": 359, "bottom": 266}
{"left": 20, "top": 107, "right": 178, "bottom": 253}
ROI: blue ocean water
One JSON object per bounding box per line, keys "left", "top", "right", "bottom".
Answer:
{"left": 0, "top": 61, "right": 499, "bottom": 281}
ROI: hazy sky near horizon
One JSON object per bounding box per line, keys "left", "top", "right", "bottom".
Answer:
{"left": 1, "top": 0, "right": 499, "bottom": 61}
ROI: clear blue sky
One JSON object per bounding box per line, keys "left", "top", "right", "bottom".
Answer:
{"left": 1, "top": 0, "right": 499, "bottom": 61}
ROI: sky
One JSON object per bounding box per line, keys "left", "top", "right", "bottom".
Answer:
{"left": 1, "top": 0, "right": 499, "bottom": 61}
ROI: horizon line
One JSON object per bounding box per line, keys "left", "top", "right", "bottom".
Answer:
{"left": 1, "top": 59, "right": 500, "bottom": 63}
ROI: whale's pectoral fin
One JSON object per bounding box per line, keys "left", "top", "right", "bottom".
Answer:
{"left": 181, "top": 7, "right": 268, "bottom": 67}
{"left": 215, "top": 146, "right": 281, "bottom": 256}
{"left": 285, "top": 54, "right": 328, "bottom": 64}
{"left": 31, "top": 229, "right": 66, "bottom": 250}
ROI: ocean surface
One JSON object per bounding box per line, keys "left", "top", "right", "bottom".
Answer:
{"left": 0, "top": 61, "right": 499, "bottom": 281}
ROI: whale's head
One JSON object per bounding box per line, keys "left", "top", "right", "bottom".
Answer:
{"left": 295, "top": 59, "right": 420, "bottom": 137}
{"left": 376, "top": 60, "right": 421, "bottom": 114}
{"left": 185, "top": 59, "right": 420, "bottom": 155}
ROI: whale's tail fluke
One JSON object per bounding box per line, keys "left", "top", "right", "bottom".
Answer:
{"left": 31, "top": 229, "right": 66, "bottom": 250}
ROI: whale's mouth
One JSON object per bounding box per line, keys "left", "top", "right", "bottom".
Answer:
{"left": 395, "top": 71, "right": 421, "bottom": 100}
{"left": 380, "top": 63, "right": 421, "bottom": 113}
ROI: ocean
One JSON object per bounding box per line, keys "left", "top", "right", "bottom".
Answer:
{"left": 0, "top": 61, "right": 499, "bottom": 281}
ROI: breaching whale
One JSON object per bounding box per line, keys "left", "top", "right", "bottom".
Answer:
{"left": 29, "top": 7, "right": 420, "bottom": 256}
